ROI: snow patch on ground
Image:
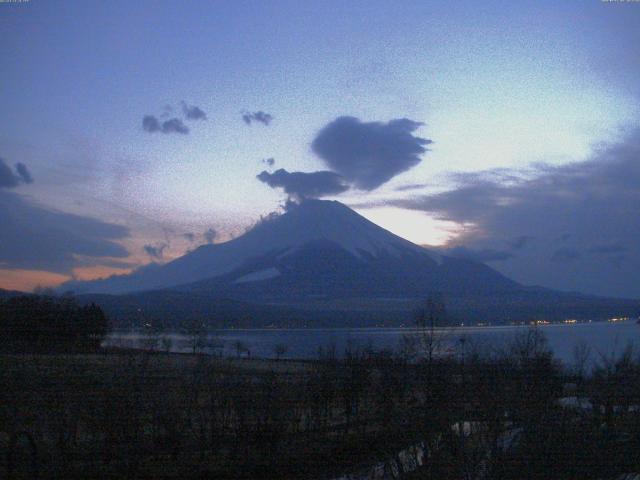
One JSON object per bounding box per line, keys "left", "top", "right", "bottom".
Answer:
{"left": 67, "top": 200, "right": 441, "bottom": 294}
{"left": 234, "top": 267, "right": 281, "bottom": 284}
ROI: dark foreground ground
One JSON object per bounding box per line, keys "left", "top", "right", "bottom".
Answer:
{"left": 1, "top": 331, "right": 640, "bottom": 479}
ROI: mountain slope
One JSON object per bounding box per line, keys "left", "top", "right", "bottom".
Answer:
{"left": 61, "top": 200, "right": 640, "bottom": 326}
{"left": 64, "top": 200, "right": 516, "bottom": 296}
{"left": 181, "top": 239, "right": 520, "bottom": 302}
{"left": 172, "top": 238, "right": 640, "bottom": 323}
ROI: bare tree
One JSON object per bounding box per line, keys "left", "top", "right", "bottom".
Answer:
{"left": 185, "top": 320, "right": 208, "bottom": 354}
{"left": 409, "top": 294, "right": 451, "bottom": 369}
{"left": 209, "top": 335, "right": 225, "bottom": 357}
{"left": 273, "top": 343, "right": 288, "bottom": 361}
{"left": 138, "top": 323, "right": 160, "bottom": 351}
{"left": 234, "top": 340, "right": 249, "bottom": 359}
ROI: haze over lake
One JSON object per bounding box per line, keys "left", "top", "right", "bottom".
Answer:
{"left": 105, "top": 320, "right": 639, "bottom": 365}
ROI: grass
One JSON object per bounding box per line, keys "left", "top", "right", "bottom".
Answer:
{"left": 0, "top": 350, "right": 419, "bottom": 479}
{"left": 2, "top": 334, "right": 639, "bottom": 479}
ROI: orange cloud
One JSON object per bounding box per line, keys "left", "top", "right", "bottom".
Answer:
{"left": 0, "top": 269, "right": 70, "bottom": 292}
{"left": 0, "top": 264, "right": 135, "bottom": 293}
{"left": 71, "top": 265, "right": 133, "bottom": 281}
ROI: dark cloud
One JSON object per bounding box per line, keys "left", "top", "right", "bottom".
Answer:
{"left": 395, "top": 183, "right": 430, "bottom": 192}
{"left": 143, "top": 243, "right": 167, "bottom": 260}
{"left": 72, "top": 255, "right": 135, "bottom": 270}
{"left": 142, "top": 115, "right": 190, "bottom": 134}
{"left": 0, "top": 158, "right": 33, "bottom": 189}
{"left": 311, "top": 116, "right": 432, "bottom": 190}
{"left": 0, "top": 191, "right": 129, "bottom": 273}
{"left": 588, "top": 243, "right": 628, "bottom": 255}
{"left": 142, "top": 115, "right": 161, "bottom": 133}
{"left": 446, "top": 168, "right": 524, "bottom": 187}
{"left": 160, "top": 118, "right": 189, "bottom": 134}
{"left": 0, "top": 160, "right": 19, "bottom": 188}
{"left": 262, "top": 157, "right": 275, "bottom": 167}
{"left": 558, "top": 233, "right": 572, "bottom": 242}
{"left": 386, "top": 178, "right": 505, "bottom": 223}
{"left": 257, "top": 168, "right": 349, "bottom": 200}
{"left": 242, "top": 111, "right": 273, "bottom": 126}
{"left": 181, "top": 101, "right": 207, "bottom": 121}
{"left": 203, "top": 228, "right": 217, "bottom": 244}
{"left": 507, "top": 235, "right": 534, "bottom": 250}
{"left": 15, "top": 163, "right": 33, "bottom": 184}
{"left": 182, "top": 232, "right": 196, "bottom": 243}
{"left": 444, "top": 246, "right": 514, "bottom": 262}
{"left": 550, "top": 247, "right": 581, "bottom": 263}
{"left": 385, "top": 127, "right": 640, "bottom": 297}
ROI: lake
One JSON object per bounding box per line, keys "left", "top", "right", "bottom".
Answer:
{"left": 105, "top": 320, "right": 639, "bottom": 366}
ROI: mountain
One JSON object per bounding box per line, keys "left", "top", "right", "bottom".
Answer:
{"left": 64, "top": 200, "right": 517, "bottom": 297}
{"left": 0, "top": 288, "right": 25, "bottom": 300}
{"left": 65, "top": 200, "right": 640, "bottom": 325}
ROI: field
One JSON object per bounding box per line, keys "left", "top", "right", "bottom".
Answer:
{"left": 2, "top": 330, "right": 640, "bottom": 479}
{"left": 0, "top": 350, "right": 425, "bottom": 479}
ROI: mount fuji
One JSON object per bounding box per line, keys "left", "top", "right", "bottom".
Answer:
{"left": 64, "top": 200, "right": 517, "bottom": 297}
{"left": 65, "top": 200, "right": 640, "bottom": 326}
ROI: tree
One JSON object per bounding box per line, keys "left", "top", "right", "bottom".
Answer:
{"left": 409, "top": 294, "right": 450, "bottom": 367}
{"left": 273, "top": 343, "right": 288, "bottom": 361}
{"left": 0, "top": 295, "right": 109, "bottom": 352}
{"left": 234, "top": 340, "right": 249, "bottom": 359}
{"left": 138, "top": 322, "right": 161, "bottom": 351}
{"left": 160, "top": 335, "right": 173, "bottom": 353}
{"left": 184, "top": 320, "right": 208, "bottom": 355}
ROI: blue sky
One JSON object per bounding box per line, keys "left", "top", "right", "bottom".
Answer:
{"left": 1, "top": 0, "right": 640, "bottom": 296}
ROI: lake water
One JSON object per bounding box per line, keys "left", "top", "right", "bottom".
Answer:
{"left": 105, "top": 320, "right": 639, "bottom": 366}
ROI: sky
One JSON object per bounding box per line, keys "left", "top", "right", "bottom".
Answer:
{"left": 1, "top": 0, "right": 640, "bottom": 297}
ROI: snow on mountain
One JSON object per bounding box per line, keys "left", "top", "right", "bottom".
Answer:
{"left": 61, "top": 200, "right": 457, "bottom": 295}
{"left": 234, "top": 267, "right": 281, "bottom": 284}
{"left": 64, "top": 200, "right": 640, "bottom": 324}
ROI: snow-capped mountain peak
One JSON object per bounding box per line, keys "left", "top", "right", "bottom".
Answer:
{"left": 243, "top": 200, "right": 431, "bottom": 259}
{"left": 62, "top": 200, "right": 449, "bottom": 294}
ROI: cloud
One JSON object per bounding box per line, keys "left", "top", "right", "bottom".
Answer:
{"left": 0, "top": 191, "right": 129, "bottom": 273}
{"left": 558, "top": 233, "right": 572, "bottom": 242}
{"left": 203, "top": 228, "right": 217, "bottom": 244}
{"left": 142, "top": 115, "right": 190, "bottom": 134}
{"left": 181, "top": 101, "right": 207, "bottom": 121}
{"left": 142, "top": 115, "right": 161, "bottom": 133}
{"left": 443, "top": 246, "right": 514, "bottom": 262}
{"left": 160, "top": 118, "right": 189, "bottom": 134}
{"left": 257, "top": 168, "right": 350, "bottom": 200}
{"left": 71, "top": 255, "right": 135, "bottom": 270}
{"left": 143, "top": 101, "right": 205, "bottom": 134}
{"left": 262, "top": 157, "right": 275, "bottom": 167}
{"left": 588, "top": 243, "right": 628, "bottom": 255}
{"left": 255, "top": 115, "right": 431, "bottom": 203}
{"left": 15, "top": 163, "right": 33, "bottom": 184}
{"left": 242, "top": 111, "right": 273, "bottom": 126}
{"left": 0, "top": 158, "right": 33, "bottom": 189}
{"left": 395, "top": 183, "right": 430, "bottom": 192}
{"left": 0, "top": 160, "right": 20, "bottom": 188}
{"left": 182, "top": 232, "right": 196, "bottom": 243}
{"left": 507, "top": 235, "right": 534, "bottom": 250}
{"left": 385, "top": 127, "right": 640, "bottom": 297}
{"left": 311, "top": 116, "right": 432, "bottom": 190}
{"left": 550, "top": 247, "right": 581, "bottom": 263}
{"left": 393, "top": 132, "right": 640, "bottom": 241}
{"left": 143, "top": 243, "right": 167, "bottom": 260}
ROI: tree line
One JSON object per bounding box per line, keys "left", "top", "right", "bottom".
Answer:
{"left": 0, "top": 294, "right": 108, "bottom": 353}
{"left": 1, "top": 297, "right": 639, "bottom": 478}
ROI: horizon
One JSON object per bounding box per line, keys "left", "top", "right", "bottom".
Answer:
{"left": 2, "top": 1, "right": 640, "bottom": 298}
